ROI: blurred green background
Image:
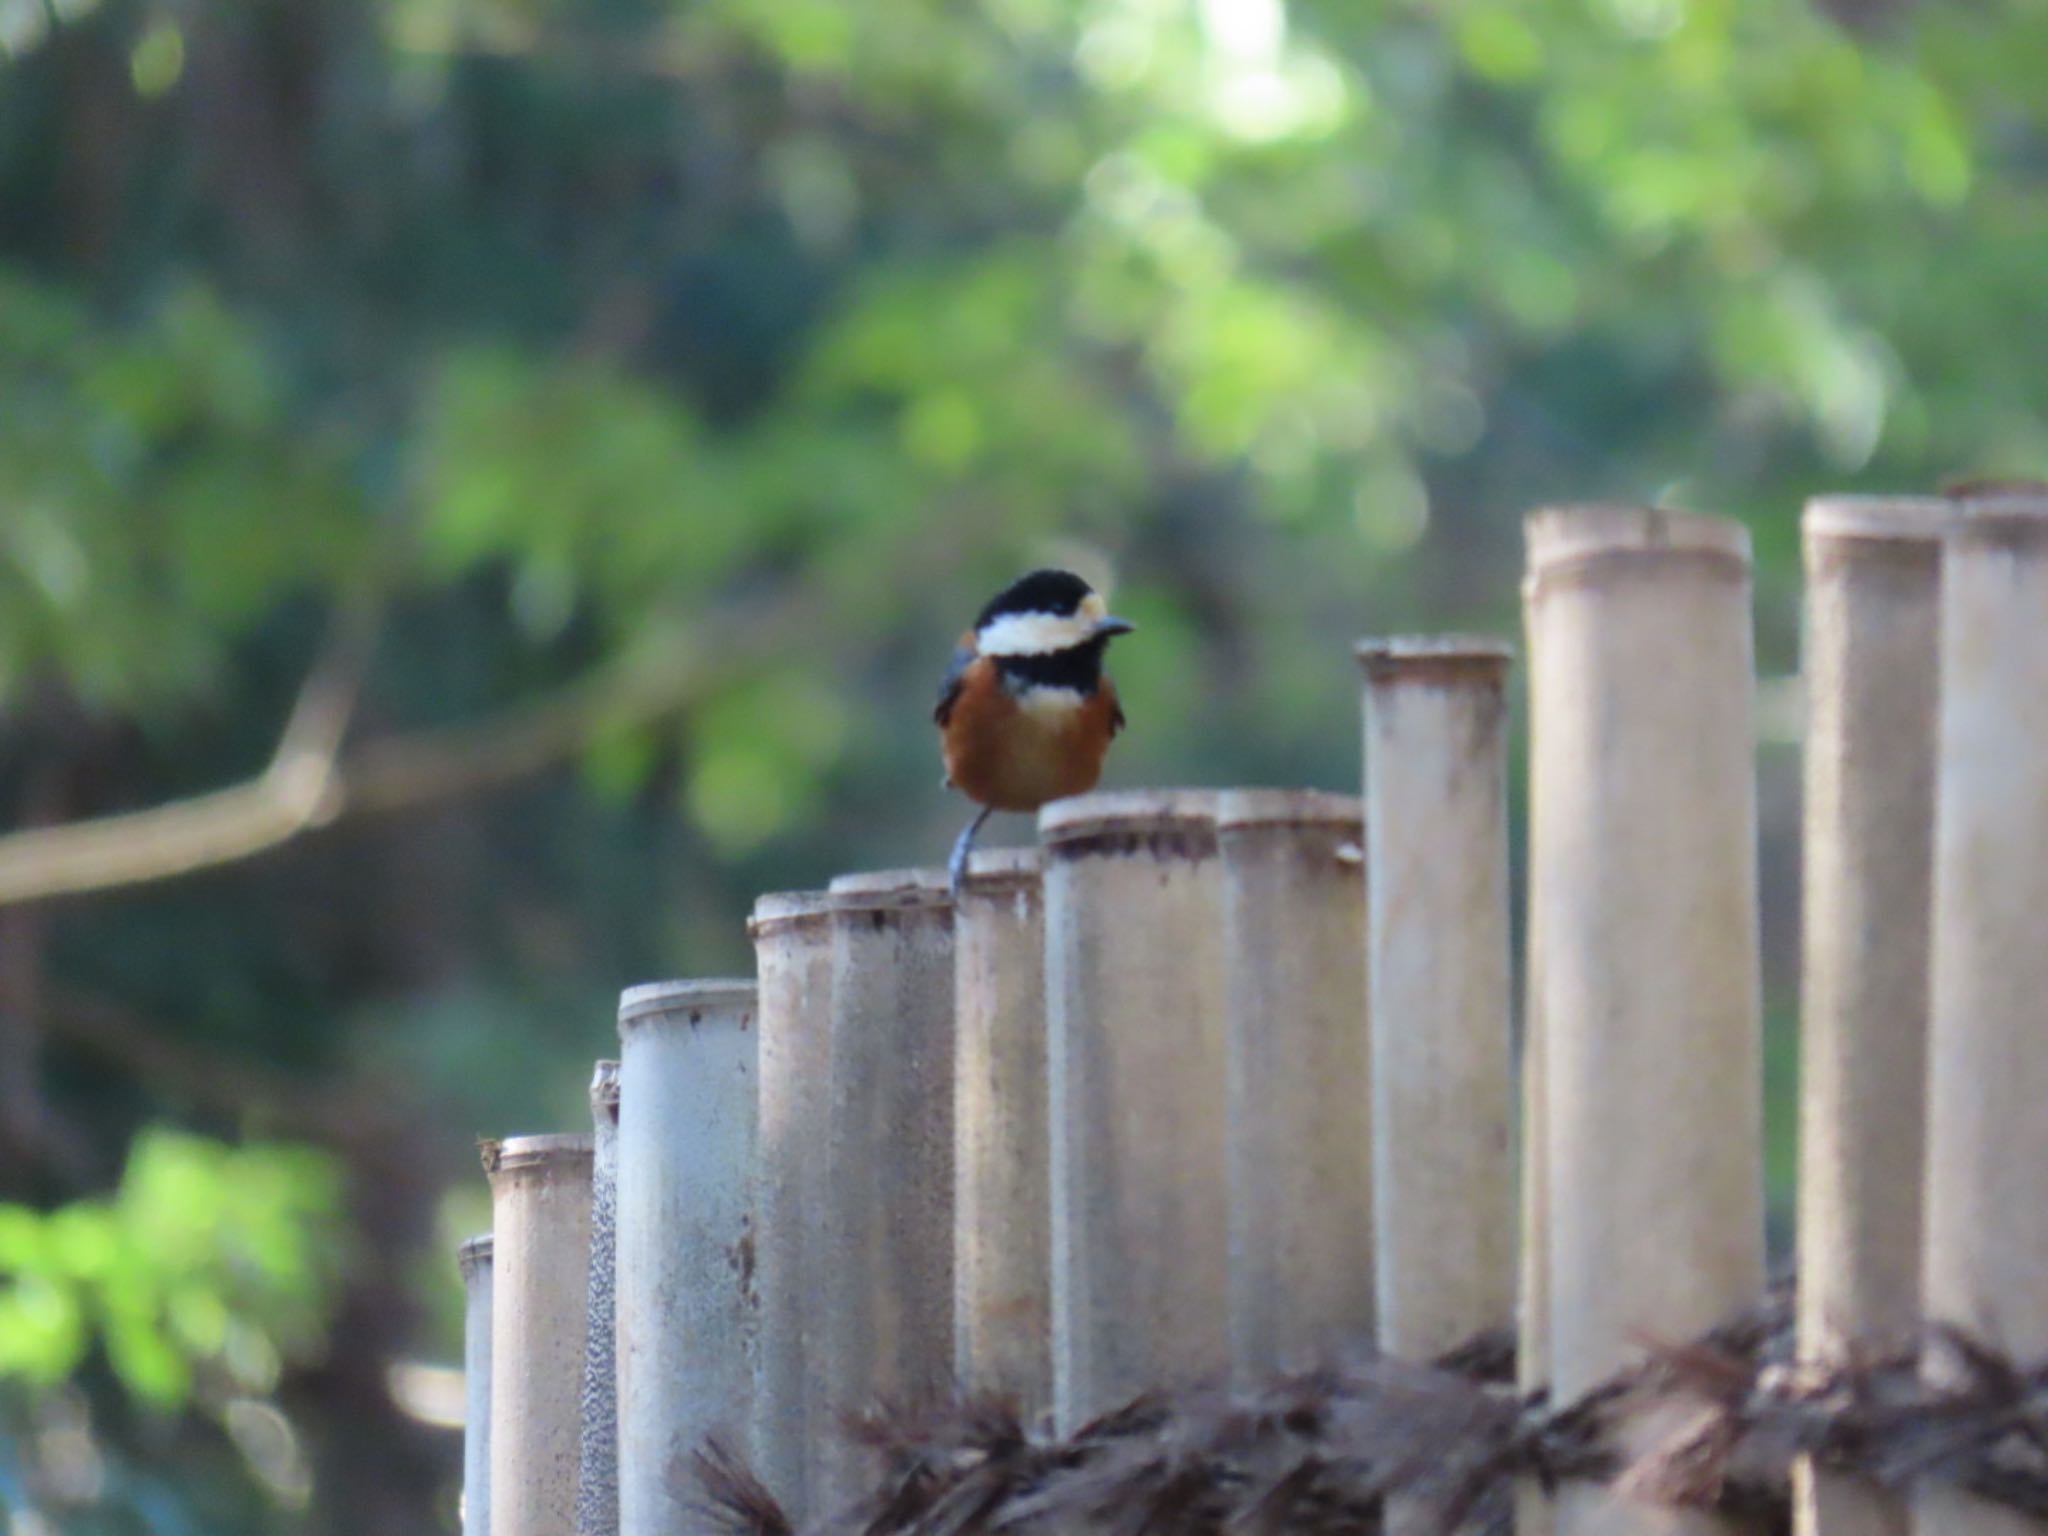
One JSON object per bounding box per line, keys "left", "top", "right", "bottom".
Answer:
{"left": 0, "top": 0, "right": 2042, "bottom": 1527}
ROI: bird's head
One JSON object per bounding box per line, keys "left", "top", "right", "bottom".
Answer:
{"left": 973, "top": 569, "right": 1135, "bottom": 657}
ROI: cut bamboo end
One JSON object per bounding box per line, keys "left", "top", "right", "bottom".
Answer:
{"left": 487, "top": 1133, "right": 594, "bottom": 1176}
{"left": 1213, "top": 787, "right": 1363, "bottom": 832}
{"left": 1524, "top": 503, "right": 1752, "bottom": 596}
{"left": 1954, "top": 488, "right": 2048, "bottom": 551}
{"left": 1803, "top": 494, "right": 1957, "bottom": 544}
{"left": 617, "top": 978, "right": 758, "bottom": 1028}
{"left": 1355, "top": 635, "right": 1514, "bottom": 687}
{"left": 828, "top": 867, "right": 953, "bottom": 912}
{"left": 1526, "top": 501, "right": 1754, "bottom": 559}
{"left": 747, "top": 889, "right": 831, "bottom": 940}
{"left": 1039, "top": 788, "right": 1222, "bottom": 854}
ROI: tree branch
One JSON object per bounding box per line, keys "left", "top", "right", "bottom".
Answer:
{"left": 0, "top": 597, "right": 805, "bottom": 908}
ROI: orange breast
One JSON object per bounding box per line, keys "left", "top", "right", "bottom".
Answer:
{"left": 942, "top": 661, "right": 1120, "bottom": 813}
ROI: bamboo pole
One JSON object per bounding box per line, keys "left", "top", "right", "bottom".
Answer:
{"left": 1795, "top": 498, "right": 1954, "bottom": 1536}
{"left": 1362, "top": 641, "right": 1515, "bottom": 1536}
{"left": 577, "top": 1060, "right": 621, "bottom": 1536}
{"left": 748, "top": 890, "right": 834, "bottom": 1519}
{"left": 615, "top": 982, "right": 759, "bottom": 1536}
{"left": 459, "top": 1233, "right": 494, "bottom": 1536}
{"left": 1516, "top": 926, "right": 1553, "bottom": 1536}
{"left": 1215, "top": 788, "right": 1372, "bottom": 1382}
{"left": 952, "top": 847, "right": 1053, "bottom": 1412}
{"left": 486, "top": 1134, "right": 595, "bottom": 1536}
{"left": 1916, "top": 492, "right": 2048, "bottom": 1536}
{"left": 816, "top": 871, "right": 955, "bottom": 1509}
{"left": 1359, "top": 640, "right": 1514, "bottom": 1358}
{"left": 1520, "top": 601, "right": 1554, "bottom": 1536}
{"left": 1525, "top": 506, "right": 1764, "bottom": 1536}
{"left": 1042, "top": 789, "right": 1227, "bottom": 1431}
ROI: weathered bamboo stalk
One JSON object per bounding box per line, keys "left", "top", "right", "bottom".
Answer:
{"left": 459, "top": 1233, "right": 494, "bottom": 1536}
{"left": 1525, "top": 506, "right": 1764, "bottom": 1536}
{"left": 1516, "top": 937, "right": 1553, "bottom": 1536}
{"left": 749, "top": 890, "right": 834, "bottom": 1519}
{"left": 816, "top": 871, "right": 955, "bottom": 1509}
{"left": 953, "top": 847, "right": 1053, "bottom": 1412}
{"left": 1042, "top": 790, "right": 1227, "bottom": 1432}
{"left": 615, "top": 982, "right": 759, "bottom": 1536}
{"left": 1520, "top": 605, "right": 1554, "bottom": 1536}
{"left": 577, "top": 1060, "right": 621, "bottom": 1536}
{"left": 1361, "top": 640, "right": 1515, "bottom": 1536}
{"left": 1795, "top": 498, "right": 1954, "bottom": 1536}
{"left": 1360, "top": 640, "right": 1514, "bottom": 1354}
{"left": 1916, "top": 492, "right": 2048, "bottom": 1536}
{"left": 1215, "top": 788, "right": 1372, "bottom": 1382}
{"left": 486, "top": 1134, "right": 595, "bottom": 1536}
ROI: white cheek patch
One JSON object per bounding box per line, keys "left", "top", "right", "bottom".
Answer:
{"left": 977, "top": 609, "right": 1092, "bottom": 657}
{"left": 1017, "top": 686, "right": 1088, "bottom": 720}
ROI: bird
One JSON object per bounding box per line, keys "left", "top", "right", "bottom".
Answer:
{"left": 935, "top": 569, "right": 1135, "bottom": 894}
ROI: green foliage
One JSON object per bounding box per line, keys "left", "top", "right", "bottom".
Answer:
{"left": 6, "top": 0, "right": 2046, "bottom": 752}
{"left": 313, "top": 0, "right": 2048, "bottom": 839}
{"left": 0, "top": 1133, "right": 344, "bottom": 1409}
{"left": 0, "top": 275, "right": 369, "bottom": 712}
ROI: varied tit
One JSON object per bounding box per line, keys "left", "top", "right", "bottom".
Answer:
{"left": 935, "top": 569, "right": 1136, "bottom": 893}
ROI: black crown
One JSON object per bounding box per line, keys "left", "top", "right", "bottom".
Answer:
{"left": 976, "top": 569, "right": 1095, "bottom": 629}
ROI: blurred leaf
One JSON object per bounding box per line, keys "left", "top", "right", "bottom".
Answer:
{"left": 0, "top": 1133, "right": 343, "bottom": 1412}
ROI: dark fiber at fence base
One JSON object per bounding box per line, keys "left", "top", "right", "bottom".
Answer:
{"left": 683, "top": 1285, "right": 2048, "bottom": 1536}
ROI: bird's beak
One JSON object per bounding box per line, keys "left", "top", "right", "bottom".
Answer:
{"left": 1094, "top": 615, "right": 1136, "bottom": 638}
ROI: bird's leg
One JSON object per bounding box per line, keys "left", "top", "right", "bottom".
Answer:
{"left": 948, "top": 805, "right": 995, "bottom": 899}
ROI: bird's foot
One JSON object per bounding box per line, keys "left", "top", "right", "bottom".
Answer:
{"left": 947, "top": 808, "right": 993, "bottom": 900}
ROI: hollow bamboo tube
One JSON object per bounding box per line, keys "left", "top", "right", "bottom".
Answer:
{"left": 1362, "top": 642, "right": 1515, "bottom": 1536}
{"left": 816, "top": 871, "right": 955, "bottom": 1509}
{"left": 1520, "top": 606, "right": 1554, "bottom": 1536}
{"left": 577, "top": 1061, "right": 621, "bottom": 1536}
{"left": 615, "top": 982, "right": 759, "bottom": 1536}
{"left": 486, "top": 1134, "right": 595, "bottom": 1536}
{"left": 748, "top": 890, "right": 834, "bottom": 1519}
{"left": 1042, "top": 790, "right": 1227, "bottom": 1432}
{"left": 1516, "top": 940, "right": 1553, "bottom": 1536}
{"left": 1915, "top": 493, "right": 2048, "bottom": 1536}
{"left": 459, "top": 1233, "right": 494, "bottom": 1536}
{"left": 1359, "top": 640, "right": 1515, "bottom": 1357}
{"left": 1216, "top": 788, "right": 1372, "bottom": 1382}
{"left": 1795, "top": 498, "right": 1954, "bottom": 1536}
{"left": 1525, "top": 506, "right": 1764, "bottom": 1536}
{"left": 952, "top": 847, "right": 1053, "bottom": 1411}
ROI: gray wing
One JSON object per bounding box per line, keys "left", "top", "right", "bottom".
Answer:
{"left": 933, "top": 642, "right": 975, "bottom": 727}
